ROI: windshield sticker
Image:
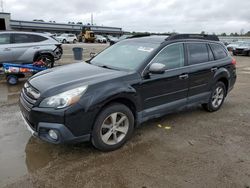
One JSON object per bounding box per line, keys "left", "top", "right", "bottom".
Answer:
{"left": 138, "top": 47, "right": 154, "bottom": 52}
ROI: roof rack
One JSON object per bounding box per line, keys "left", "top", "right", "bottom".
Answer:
{"left": 166, "top": 34, "right": 219, "bottom": 41}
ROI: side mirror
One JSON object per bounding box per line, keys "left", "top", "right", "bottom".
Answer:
{"left": 149, "top": 63, "right": 166, "bottom": 74}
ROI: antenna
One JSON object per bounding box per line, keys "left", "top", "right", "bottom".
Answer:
{"left": 0, "top": 0, "right": 3, "bottom": 12}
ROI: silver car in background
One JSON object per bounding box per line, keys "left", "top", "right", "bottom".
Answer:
{"left": 0, "top": 31, "right": 63, "bottom": 67}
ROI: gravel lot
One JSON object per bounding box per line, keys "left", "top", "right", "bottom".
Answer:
{"left": 0, "top": 43, "right": 250, "bottom": 188}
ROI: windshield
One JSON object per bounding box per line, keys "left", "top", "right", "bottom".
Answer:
{"left": 90, "top": 40, "right": 159, "bottom": 70}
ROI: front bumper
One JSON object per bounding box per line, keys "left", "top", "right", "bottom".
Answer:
{"left": 233, "top": 49, "right": 250, "bottom": 55}
{"left": 20, "top": 112, "right": 91, "bottom": 144}
{"left": 20, "top": 111, "right": 90, "bottom": 144}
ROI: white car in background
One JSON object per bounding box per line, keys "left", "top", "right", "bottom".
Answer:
{"left": 56, "top": 34, "right": 77, "bottom": 44}
{"left": 226, "top": 41, "right": 245, "bottom": 51}
{"left": 95, "top": 35, "right": 107, "bottom": 43}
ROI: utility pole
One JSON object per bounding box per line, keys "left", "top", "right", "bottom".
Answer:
{"left": 91, "top": 13, "right": 93, "bottom": 25}
{"left": 1, "top": 0, "right": 4, "bottom": 12}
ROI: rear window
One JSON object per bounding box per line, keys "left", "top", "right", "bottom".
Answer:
{"left": 13, "top": 34, "right": 47, "bottom": 43}
{"left": 0, "top": 34, "right": 10, "bottom": 44}
{"left": 187, "top": 43, "right": 209, "bottom": 65}
{"left": 210, "top": 43, "right": 227, "bottom": 60}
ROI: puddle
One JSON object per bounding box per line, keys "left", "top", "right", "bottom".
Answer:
{"left": 0, "top": 80, "right": 25, "bottom": 105}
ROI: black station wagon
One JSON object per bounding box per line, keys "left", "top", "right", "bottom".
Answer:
{"left": 19, "top": 34, "right": 237, "bottom": 151}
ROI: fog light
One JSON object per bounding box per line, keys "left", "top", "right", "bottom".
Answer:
{"left": 48, "top": 130, "right": 58, "bottom": 140}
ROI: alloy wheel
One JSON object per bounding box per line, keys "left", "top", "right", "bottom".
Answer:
{"left": 100, "top": 112, "right": 129, "bottom": 145}
{"left": 211, "top": 86, "right": 224, "bottom": 108}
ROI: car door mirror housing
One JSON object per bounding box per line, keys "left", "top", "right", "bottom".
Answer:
{"left": 149, "top": 63, "right": 166, "bottom": 74}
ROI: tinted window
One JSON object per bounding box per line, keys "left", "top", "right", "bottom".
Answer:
{"left": 152, "top": 43, "right": 184, "bottom": 70}
{"left": 0, "top": 34, "right": 10, "bottom": 44}
{"left": 13, "top": 34, "right": 47, "bottom": 43}
{"left": 210, "top": 43, "right": 227, "bottom": 60}
{"left": 30, "top": 34, "right": 47, "bottom": 42}
{"left": 187, "top": 43, "right": 209, "bottom": 65}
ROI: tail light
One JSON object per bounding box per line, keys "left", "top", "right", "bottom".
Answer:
{"left": 232, "top": 58, "right": 236, "bottom": 66}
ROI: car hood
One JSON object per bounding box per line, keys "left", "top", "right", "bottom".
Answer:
{"left": 29, "top": 62, "right": 127, "bottom": 95}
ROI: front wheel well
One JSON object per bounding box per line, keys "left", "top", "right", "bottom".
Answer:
{"left": 96, "top": 98, "right": 137, "bottom": 127}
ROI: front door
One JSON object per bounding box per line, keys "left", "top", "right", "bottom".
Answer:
{"left": 138, "top": 43, "right": 189, "bottom": 118}
{"left": 0, "top": 33, "right": 12, "bottom": 63}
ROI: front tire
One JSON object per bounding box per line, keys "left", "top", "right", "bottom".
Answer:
{"left": 91, "top": 103, "right": 134, "bottom": 151}
{"left": 202, "top": 81, "right": 226, "bottom": 112}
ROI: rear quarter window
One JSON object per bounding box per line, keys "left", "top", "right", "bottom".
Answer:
{"left": 210, "top": 43, "right": 227, "bottom": 60}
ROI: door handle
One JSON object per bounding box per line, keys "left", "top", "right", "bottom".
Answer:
{"left": 3, "top": 48, "right": 11, "bottom": 51}
{"left": 179, "top": 74, "right": 189, "bottom": 80}
{"left": 211, "top": 67, "right": 217, "bottom": 72}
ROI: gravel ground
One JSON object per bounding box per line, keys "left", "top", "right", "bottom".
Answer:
{"left": 0, "top": 43, "right": 250, "bottom": 188}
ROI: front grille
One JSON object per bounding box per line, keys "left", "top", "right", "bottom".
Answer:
{"left": 20, "top": 83, "right": 39, "bottom": 111}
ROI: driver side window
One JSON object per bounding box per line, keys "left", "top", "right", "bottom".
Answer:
{"left": 152, "top": 43, "right": 184, "bottom": 70}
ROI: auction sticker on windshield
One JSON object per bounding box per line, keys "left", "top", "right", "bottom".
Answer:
{"left": 138, "top": 46, "right": 154, "bottom": 52}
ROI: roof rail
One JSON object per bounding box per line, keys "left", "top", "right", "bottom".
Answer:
{"left": 128, "top": 33, "right": 151, "bottom": 39}
{"left": 166, "top": 34, "right": 219, "bottom": 41}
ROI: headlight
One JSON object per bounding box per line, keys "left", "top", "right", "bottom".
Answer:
{"left": 39, "top": 86, "right": 88, "bottom": 109}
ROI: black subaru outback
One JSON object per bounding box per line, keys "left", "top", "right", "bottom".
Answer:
{"left": 19, "top": 34, "right": 237, "bottom": 151}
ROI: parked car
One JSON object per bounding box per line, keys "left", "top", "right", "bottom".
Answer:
{"left": 19, "top": 34, "right": 236, "bottom": 151}
{"left": 95, "top": 35, "right": 107, "bottom": 43}
{"left": 106, "top": 35, "right": 119, "bottom": 45}
{"left": 55, "top": 33, "right": 77, "bottom": 44}
{"left": 226, "top": 41, "right": 245, "bottom": 51}
{"left": 0, "top": 31, "right": 63, "bottom": 67}
{"left": 232, "top": 42, "right": 250, "bottom": 56}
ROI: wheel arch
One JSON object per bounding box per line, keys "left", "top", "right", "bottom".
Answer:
{"left": 91, "top": 95, "right": 138, "bottom": 130}
{"left": 213, "top": 68, "right": 230, "bottom": 95}
{"left": 33, "top": 51, "right": 55, "bottom": 62}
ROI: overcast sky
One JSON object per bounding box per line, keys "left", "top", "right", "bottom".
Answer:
{"left": 4, "top": 0, "right": 250, "bottom": 34}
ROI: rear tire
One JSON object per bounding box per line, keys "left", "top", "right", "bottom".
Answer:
{"left": 62, "top": 39, "right": 66, "bottom": 44}
{"left": 202, "top": 81, "right": 226, "bottom": 112}
{"left": 91, "top": 103, "right": 134, "bottom": 151}
{"left": 73, "top": 39, "right": 77, "bottom": 44}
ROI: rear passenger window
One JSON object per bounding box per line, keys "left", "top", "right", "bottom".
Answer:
{"left": 13, "top": 34, "right": 47, "bottom": 43}
{"left": 13, "top": 34, "right": 30, "bottom": 43}
{"left": 210, "top": 43, "right": 227, "bottom": 60}
{"left": 187, "top": 43, "right": 209, "bottom": 65}
{"left": 152, "top": 43, "right": 184, "bottom": 70}
{"left": 0, "top": 34, "right": 10, "bottom": 44}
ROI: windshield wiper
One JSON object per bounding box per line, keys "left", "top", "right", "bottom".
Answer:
{"left": 96, "top": 64, "right": 120, "bottom": 71}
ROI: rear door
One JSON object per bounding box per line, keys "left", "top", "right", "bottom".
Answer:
{"left": 186, "top": 42, "right": 215, "bottom": 103}
{"left": 11, "top": 33, "right": 47, "bottom": 63}
{"left": 139, "top": 43, "right": 189, "bottom": 116}
{"left": 0, "top": 33, "right": 12, "bottom": 63}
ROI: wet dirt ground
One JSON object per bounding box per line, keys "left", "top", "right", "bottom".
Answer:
{"left": 0, "top": 44, "right": 250, "bottom": 188}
